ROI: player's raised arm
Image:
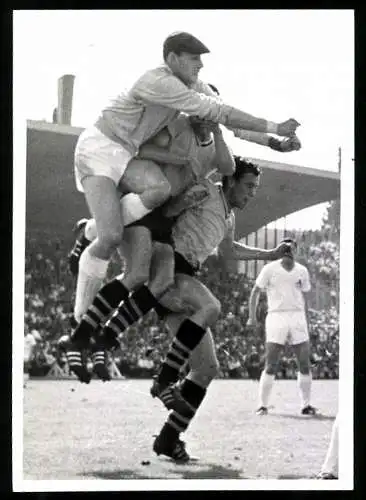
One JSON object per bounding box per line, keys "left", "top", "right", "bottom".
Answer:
{"left": 219, "top": 234, "right": 292, "bottom": 262}
{"left": 135, "top": 74, "right": 300, "bottom": 137}
{"left": 132, "top": 32, "right": 300, "bottom": 137}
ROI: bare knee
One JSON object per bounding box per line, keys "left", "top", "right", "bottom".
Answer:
{"left": 149, "top": 244, "right": 175, "bottom": 297}
{"left": 142, "top": 179, "right": 171, "bottom": 210}
{"left": 188, "top": 360, "right": 220, "bottom": 387}
{"left": 295, "top": 343, "right": 311, "bottom": 374}
{"left": 264, "top": 343, "right": 282, "bottom": 375}
{"left": 97, "top": 228, "right": 123, "bottom": 251}
{"left": 150, "top": 271, "right": 175, "bottom": 298}
{"left": 123, "top": 268, "right": 149, "bottom": 290}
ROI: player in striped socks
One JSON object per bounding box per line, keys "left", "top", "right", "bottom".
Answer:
{"left": 66, "top": 106, "right": 237, "bottom": 382}
{"left": 70, "top": 30, "right": 299, "bottom": 384}
{"left": 153, "top": 319, "right": 219, "bottom": 462}
{"left": 67, "top": 116, "right": 300, "bottom": 383}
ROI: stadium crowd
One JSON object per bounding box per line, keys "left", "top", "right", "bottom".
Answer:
{"left": 24, "top": 237, "right": 339, "bottom": 380}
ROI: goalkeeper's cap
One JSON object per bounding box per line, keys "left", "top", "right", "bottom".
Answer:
{"left": 163, "top": 32, "right": 210, "bottom": 60}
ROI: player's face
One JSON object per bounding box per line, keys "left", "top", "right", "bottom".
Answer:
{"left": 230, "top": 173, "right": 260, "bottom": 209}
{"left": 174, "top": 52, "right": 203, "bottom": 85}
{"left": 283, "top": 242, "right": 297, "bottom": 261}
{"left": 189, "top": 116, "right": 211, "bottom": 141}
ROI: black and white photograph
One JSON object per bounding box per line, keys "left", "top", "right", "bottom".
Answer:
{"left": 13, "top": 9, "right": 354, "bottom": 492}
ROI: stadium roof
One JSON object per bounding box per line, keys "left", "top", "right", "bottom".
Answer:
{"left": 26, "top": 120, "right": 340, "bottom": 241}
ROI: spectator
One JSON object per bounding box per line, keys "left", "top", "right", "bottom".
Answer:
{"left": 24, "top": 237, "right": 339, "bottom": 380}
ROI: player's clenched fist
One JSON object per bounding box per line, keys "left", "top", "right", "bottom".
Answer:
{"left": 269, "top": 135, "right": 302, "bottom": 152}
{"left": 283, "top": 135, "right": 301, "bottom": 151}
{"left": 277, "top": 118, "right": 300, "bottom": 137}
{"left": 269, "top": 242, "right": 293, "bottom": 260}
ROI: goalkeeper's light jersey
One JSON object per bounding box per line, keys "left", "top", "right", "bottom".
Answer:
{"left": 94, "top": 64, "right": 233, "bottom": 157}
{"left": 172, "top": 180, "right": 234, "bottom": 269}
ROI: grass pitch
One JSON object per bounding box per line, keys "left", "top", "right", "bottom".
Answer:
{"left": 23, "top": 379, "right": 338, "bottom": 481}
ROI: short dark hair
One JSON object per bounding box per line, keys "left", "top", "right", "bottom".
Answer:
{"left": 222, "top": 156, "right": 261, "bottom": 191}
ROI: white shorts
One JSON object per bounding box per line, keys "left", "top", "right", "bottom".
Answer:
{"left": 265, "top": 311, "right": 309, "bottom": 345}
{"left": 74, "top": 126, "right": 133, "bottom": 192}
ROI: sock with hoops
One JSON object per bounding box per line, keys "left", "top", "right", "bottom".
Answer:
{"left": 90, "top": 339, "right": 111, "bottom": 382}
{"left": 72, "top": 279, "right": 129, "bottom": 348}
{"left": 166, "top": 379, "right": 207, "bottom": 435}
{"left": 156, "top": 319, "right": 206, "bottom": 388}
{"left": 102, "top": 285, "right": 164, "bottom": 348}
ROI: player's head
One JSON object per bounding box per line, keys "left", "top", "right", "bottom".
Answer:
{"left": 280, "top": 237, "right": 297, "bottom": 261}
{"left": 188, "top": 115, "right": 214, "bottom": 143}
{"left": 163, "top": 32, "right": 209, "bottom": 85}
{"left": 223, "top": 156, "right": 261, "bottom": 209}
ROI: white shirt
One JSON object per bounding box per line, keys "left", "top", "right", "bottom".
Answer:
{"left": 255, "top": 260, "right": 311, "bottom": 313}
{"left": 24, "top": 333, "right": 36, "bottom": 359}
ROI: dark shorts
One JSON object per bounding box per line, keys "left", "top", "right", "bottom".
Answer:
{"left": 174, "top": 251, "right": 197, "bottom": 277}
{"left": 125, "top": 205, "right": 198, "bottom": 278}
{"left": 126, "top": 204, "right": 175, "bottom": 245}
{"left": 126, "top": 205, "right": 198, "bottom": 319}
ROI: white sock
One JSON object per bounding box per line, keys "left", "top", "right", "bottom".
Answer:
{"left": 73, "top": 247, "right": 109, "bottom": 323}
{"left": 84, "top": 219, "right": 98, "bottom": 242}
{"left": 297, "top": 372, "right": 312, "bottom": 407}
{"left": 321, "top": 414, "right": 339, "bottom": 475}
{"left": 258, "top": 371, "right": 275, "bottom": 408}
{"left": 120, "top": 193, "right": 151, "bottom": 225}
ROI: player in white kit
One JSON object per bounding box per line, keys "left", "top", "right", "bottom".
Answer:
{"left": 247, "top": 238, "right": 318, "bottom": 415}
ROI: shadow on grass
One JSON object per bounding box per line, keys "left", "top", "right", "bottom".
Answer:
{"left": 82, "top": 469, "right": 166, "bottom": 480}
{"left": 170, "top": 463, "right": 245, "bottom": 479}
{"left": 82, "top": 463, "right": 246, "bottom": 480}
{"left": 277, "top": 473, "right": 314, "bottom": 479}
{"left": 272, "top": 413, "right": 336, "bottom": 421}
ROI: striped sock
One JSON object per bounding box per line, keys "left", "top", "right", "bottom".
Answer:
{"left": 167, "top": 380, "right": 207, "bottom": 434}
{"left": 102, "top": 285, "right": 161, "bottom": 346}
{"left": 72, "top": 279, "right": 129, "bottom": 348}
{"left": 157, "top": 319, "right": 206, "bottom": 387}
